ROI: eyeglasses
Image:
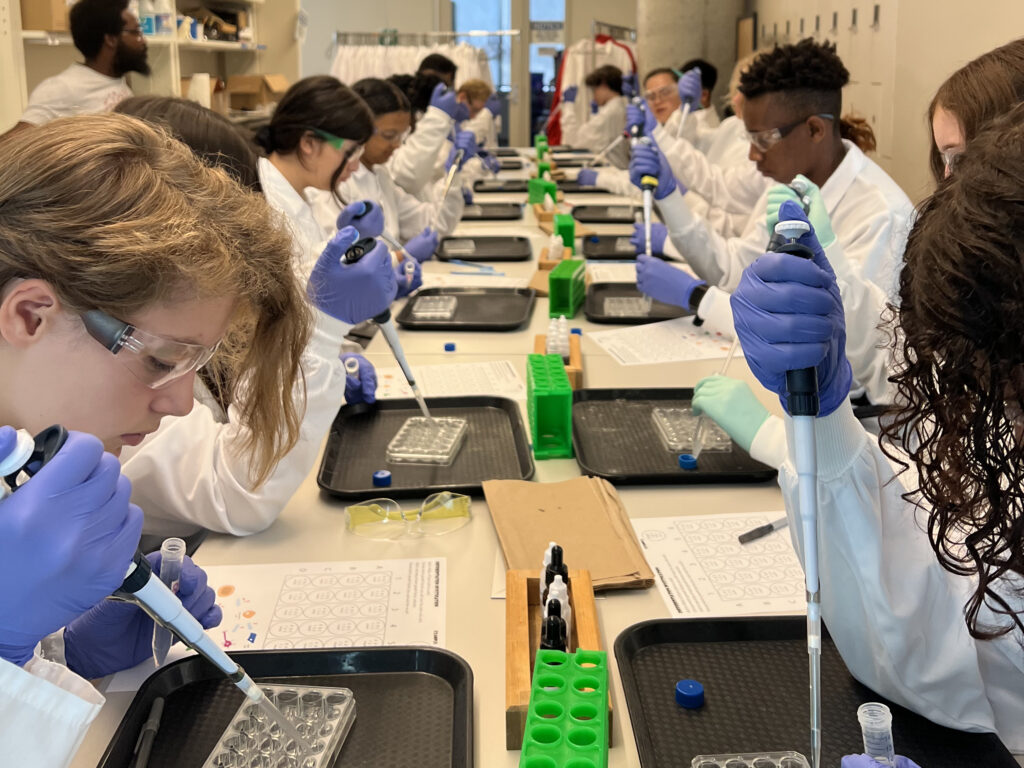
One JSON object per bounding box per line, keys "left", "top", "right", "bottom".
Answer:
{"left": 310, "top": 128, "right": 365, "bottom": 166}
{"left": 344, "top": 491, "right": 471, "bottom": 540}
{"left": 941, "top": 148, "right": 962, "bottom": 174}
{"left": 746, "top": 113, "right": 835, "bottom": 153}
{"left": 121, "top": 26, "right": 144, "bottom": 39}
{"left": 82, "top": 309, "right": 220, "bottom": 389}
{"left": 374, "top": 126, "right": 411, "bottom": 146}
{"left": 642, "top": 84, "right": 677, "bottom": 103}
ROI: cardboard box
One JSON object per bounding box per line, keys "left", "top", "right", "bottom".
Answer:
{"left": 226, "top": 74, "right": 289, "bottom": 111}
{"left": 20, "top": 0, "right": 70, "bottom": 32}
{"left": 181, "top": 74, "right": 228, "bottom": 115}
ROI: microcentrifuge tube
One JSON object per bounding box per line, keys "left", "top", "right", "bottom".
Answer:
{"left": 858, "top": 702, "right": 897, "bottom": 767}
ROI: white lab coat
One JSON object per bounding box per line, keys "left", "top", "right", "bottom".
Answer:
{"left": 0, "top": 654, "right": 105, "bottom": 766}
{"left": 119, "top": 157, "right": 350, "bottom": 537}
{"left": 308, "top": 161, "right": 464, "bottom": 244}
{"left": 464, "top": 108, "right": 498, "bottom": 148}
{"left": 776, "top": 401, "right": 1024, "bottom": 752}
{"left": 387, "top": 106, "right": 455, "bottom": 198}
{"left": 561, "top": 96, "right": 629, "bottom": 169}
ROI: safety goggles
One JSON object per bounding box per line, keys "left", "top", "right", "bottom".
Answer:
{"left": 374, "top": 126, "right": 412, "bottom": 146}
{"left": 82, "top": 309, "right": 220, "bottom": 389}
{"left": 642, "top": 84, "right": 677, "bottom": 103}
{"left": 941, "top": 148, "right": 962, "bottom": 175}
{"left": 746, "top": 113, "right": 834, "bottom": 153}
{"left": 310, "top": 128, "right": 365, "bottom": 166}
{"left": 344, "top": 491, "right": 471, "bottom": 540}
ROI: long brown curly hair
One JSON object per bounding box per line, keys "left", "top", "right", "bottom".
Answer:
{"left": 881, "top": 102, "right": 1024, "bottom": 640}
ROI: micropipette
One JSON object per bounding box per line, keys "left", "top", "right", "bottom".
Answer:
{"left": 152, "top": 536, "right": 185, "bottom": 665}
{"left": 675, "top": 100, "right": 693, "bottom": 139}
{"left": 583, "top": 132, "right": 625, "bottom": 168}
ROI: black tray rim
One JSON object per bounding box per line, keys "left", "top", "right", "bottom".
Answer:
{"left": 317, "top": 394, "right": 536, "bottom": 498}
{"left": 571, "top": 387, "right": 777, "bottom": 485}
{"left": 98, "top": 645, "right": 474, "bottom": 768}
{"left": 584, "top": 282, "right": 691, "bottom": 325}
{"left": 460, "top": 202, "right": 524, "bottom": 221}
{"left": 572, "top": 204, "right": 643, "bottom": 223}
{"left": 395, "top": 286, "right": 536, "bottom": 331}
{"left": 472, "top": 178, "right": 529, "bottom": 193}
{"left": 558, "top": 182, "right": 613, "bottom": 194}
{"left": 436, "top": 235, "right": 532, "bottom": 262}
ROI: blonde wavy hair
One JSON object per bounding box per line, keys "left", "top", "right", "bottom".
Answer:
{"left": 0, "top": 114, "right": 312, "bottom": 487}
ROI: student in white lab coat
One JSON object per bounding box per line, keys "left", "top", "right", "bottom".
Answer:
{"left": 0, "top": 114, "right": 310, "bottom": 766}
{"left": 310, "top": 77, "right": 467, "bottom": 270}
{"left": 677, "top": 57, "right": 721, "bottom": 148}
{"left": 459, "top": 78, "right": 500, "bottom": 148}
{"left": 560, "top": 64, "right": 629, "bottom": 168}
{"left": 730, "top": 104, "right": 1024, "bottom": 755}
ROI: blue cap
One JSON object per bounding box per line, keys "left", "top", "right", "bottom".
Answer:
{"left": 444, "top": 342, "right": 456, "bottom": 352}
{"left": 372, "top": 470, "right": 392, "bottom": 487}
{"left": 570, "top": 328, "right": 582, "bottom": 336}
{"left": 675, "top": 679, "right": 704, "bottom": 708}
{"left": 678, "top": 454, "right": 697, "bottom": 470}
{"left": 588, "top": 235, "right": 600, "bottom": 243}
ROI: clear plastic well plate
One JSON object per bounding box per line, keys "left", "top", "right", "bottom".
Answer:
{"left": 386, "top": 416, "right": 468, "bottom": 465}
{"left": 203, "top": 684, "right": 356, "bottom": 768}
{"left": 651, "top": 407, "right": 732, "bottom": 453}
{"left": 411, "top": 295, "right": 458, "bottom": 320}
{"left": 607, "top": 205, "right": 637, "bottom": 217}
{"left": 603, "top": 295, "right": 653, "bottom": 317}
{"left": 691, "top": 751, "right": 810, "bottom": 768}
{"left": 443, "top": 238, "right": 477, "bottom": 256}
{"left": 462, "top": 204, "right": 484, "bottom": 217}
{"left": 614, "top": 236, "right": 637, "bottom": 253}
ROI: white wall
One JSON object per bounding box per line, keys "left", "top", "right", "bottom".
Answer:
{"left": 749, "top": 0, "right": 1024, "bottom": 202}
{"left": 565, "top": 0, "right": 638, "bottom": 55}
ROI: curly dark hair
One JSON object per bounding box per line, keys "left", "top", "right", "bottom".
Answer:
{"left": 739, "top": 38, "right": 849, "bottom": 123}
{"left": 881, "top": 101, "right": 1024, "bottom": 641}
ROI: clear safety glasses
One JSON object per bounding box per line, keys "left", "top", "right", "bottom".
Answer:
{"left": 82, "top": 309, "right": 220, "bottom": 389}
{"left": 344, "top": 491, "right": 471, "bottom": 540}
{"left": 746, "top": 113, "right": 835, "bottom": 153}
{"left": 375, "top": 126, "right": 412, "bottom": 146}
{"left": 941, "top": 148, "right": 962, "bottom": 175}
{"left": 642, "top": 84, "right": 676, "bottom": 103}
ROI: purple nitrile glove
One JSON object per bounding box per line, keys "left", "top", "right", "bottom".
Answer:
{"left": 485, "top": 92, "right": 501, "bottom": 116}
{"left": 480, "top": 151, "right": 501, "bottom": 174}
{"left": 622, "top": 72, "right": 639, "bottom": 98}
{"left": 335, "top": 200, "right": 384, "bottom": 240}
{"left": 446, "top": 130, "right": 478, "bottom": 171}
{"left": 308, "top": 227, "right": 397, "bottom": 323}
{"left": 429, "top": 82, "right": 460, "bottom": 120}
{"left": 394, "top": 257, "right": 423, "bottom": 299}
{"left": 590, "top": 100, "right": 599, "bottom": 115}
{"left": 341, "top": 353, "right": 377, "bottom": 404}
{"left": 404, "top": 227, "right": 439, "bottom": 263}
{"left": 677, "top": 67, "right": 703, "bottom": 109}
{"left": 841, "top": 756, "right": 922, "bottom": 768}
{"left": 562, "top": 86, "right": 578, "bottom": 103}
{"left": 628, "top": 140, "right": 678, "bottom": 200}
{"left": 63, "top": 552, "right": 221, "bottom": 679}
{"left": 635, "top": 253, "right": 705, "bottom": 309}
{"left": 462, "top": 186, "right": 474, "bottom": 205}
{"left": 629, "top": 221, "right": 667, "bottom": 254}
{"left": 626, "top": 98, "right": 657, "bottom": 136}
{"left": 0, "top": 431, "right": 142, "bottom": 667}
{"left": 730, "top": 200, "right": 852, "bottom": 416}
{"left": 576, "top": 168, "right": 599, "bottom": 187}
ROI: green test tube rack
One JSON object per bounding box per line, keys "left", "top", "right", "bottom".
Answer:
{"left": 537, "top": 160, "right": 552, "bottom": 178}
{"left": 528, "top": 177, "right": 558, "bottom": 204}
{"left": 553, "top": 213, "right": 575, "bottom": 253}
{"left": 526, "top": 354, "right": 574, "bottom": 460}
{"left": 518, "top": 649, "right": 609, "bottom": 768}
{"left": 548, "top": 259, "right": 585, "bottom": 318}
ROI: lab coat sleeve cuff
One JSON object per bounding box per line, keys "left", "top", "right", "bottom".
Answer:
{"left": 695, "top": 285, "right": 734, "bottom": 338}
{"left": 749, "top": 415, "right": 787, "bottom": 469}
{"left": 783, "top": 399, "right": 867, "bottom": 481}
{"left": 13, "top": 654, "right": 105, "bottom": 718}
{"left": 662, "top": 236, "right": 682, "bottom": 260}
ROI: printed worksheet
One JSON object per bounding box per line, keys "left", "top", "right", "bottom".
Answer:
{"left": 586, "top": 262, "right": 637, "bottom": 283}
{"left": 589, "top": 316, "right": 739, "bottom": 365}
{"left": 420, "top": 273, "right": 529, "bottom": 289}
{"left": 375, "top": 359, "right": 526, "bottom": 400}
{"left": 106, "top": 558, "right": 445, "bottom": 692}
{"left": 632, "top": 512, "right": 805, "bottom": 618}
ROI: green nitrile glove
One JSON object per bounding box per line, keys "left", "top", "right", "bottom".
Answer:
{"left": 765, "top": 174, "right": 836, "bottom": 248}
{"left": 691, "top": 374, "right": 771, "bottom": 452}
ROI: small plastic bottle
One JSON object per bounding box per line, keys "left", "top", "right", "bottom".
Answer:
{"left": 548, "top": 233, "right": 563, "bottom": 259}
{"left": 539, "top": 541, "right": 557, "bottom": 603}
{"left": 153, "top": 0, "right": 173, "bottom": 35}
{"left": 139, "top": 0, "right": 156, "bottom": 36}
{"left": 545, "top": 575, "right": 572, "bottom": 645}
{"left": 556, "top": 316, "right": 570, "bottom": 362}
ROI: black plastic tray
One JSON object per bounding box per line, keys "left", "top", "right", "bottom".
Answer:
{"left": 572, "top": 204, "right": 642, "bottom": 223}
{"left": 584, "top": 283, "right": 690, "bottom": 324}
{"left": 396, "top": 287, "right": 535, "bottom": 330}
{"left": 615, "top": 617, "right": 1017, "bottom": 768}
{"left": 493, "top": 147, "right": 520, "bottom": 157}
{"left": 499, "top": 158, "right": 523, "bottom": 170}
{"left": 460, "top": 202, "right": 524, "bottom": 221}
{"left": 558, "top": 181, "right": 612, "bottom": 194}
{"left": 98, "top": 647, "right": 474, "bottom": 768}
{"left": 549, "top": 146, "right": 590, "bottom": 153}
{"left": 581, "top": 233, "right": 653, "bottom": 260}
{"left": 318, "top": 395, "right": 534, "bottom": 499}
{"left": 437, "top": 235, "right": 532, "bottom": 262}
{"left": 553, "top": 156, "right": 599, "bottom": 168}
{"left": 571, "top": 388, "right": 776, "bottom": 484}
{"left": 473, "top": 178, "right": 528, "bottom": 193}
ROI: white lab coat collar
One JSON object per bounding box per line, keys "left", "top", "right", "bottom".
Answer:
{"left": 820, "top": 139, "right": 867, "bottom": 217}
{"left": 257, "top": 157, "right": 326, "bottom": 273}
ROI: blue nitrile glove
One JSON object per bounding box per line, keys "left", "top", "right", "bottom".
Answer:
{"left": 485, "top": 92, "right": 501, "bottom": 116}
{"left": 623, "top": 73, "right": 639, "bottom": 98}
{"left": 628, "top": 141, "right": 679, "bottom": 200}
{"left": 562, "top": 86, "right": 578, "bottom": 103}
{"left": 629, "top": 221, "right": 667, "bottom": 254}
{"left": 590, "top": 100, "right": 599, "bottom": 115}
{"left": 0, "top": 431, "right": 142, "bottom": 667}
{"left": 462, "top": 187, "right": 474, "bottom": 205}
{"left": 308, "top": 227, "right": 397, "bottom": 324}
{"left": 63, "top": 552, "right": 221, "bottom": 679}
{"left": 677, "top": 67, "right": 703, "bottom": 109}
{"left": 841, "top": 756, "right": 921, "bottom": 768}
{"left": 576, "top": 168, "right": 599, "bottom": 187}
{"left": 430, "top": 82, "right": 461, "bottom": 120}
{"left": 730, "top": 200, "right": 852, "bottom": 416}
{"left": 341, "top": 353, "right": 377, "bottom": 404}
{"left": 626, "top": 99, "right": 657, "bottom": 136}
{"left": 404, "top": 227, "right": 439, "bottom": 263}
{"left": 446, "top": 130, "right": 478, "bottom": 171}
{"left": 335, "top": 200, "right": 384, "bottom": 240}
{"left": 635, "top": 253, "right": 703, "bottom": 308}
{"left": 766, "top": 174, "right": 837, "bottom": 249}
{"left": 480, "top": 151, "right": 501, "bottom": 174}
{"left": 692, "top": 375, "right": 771, "bottom": 452}
{"left": 394, "top": 257, "right": 423, "bottom": 299}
